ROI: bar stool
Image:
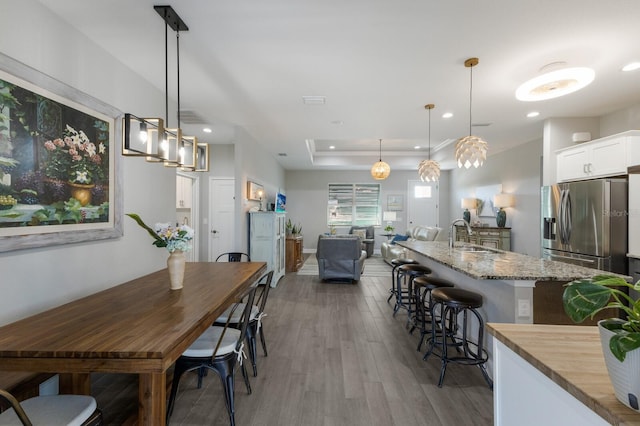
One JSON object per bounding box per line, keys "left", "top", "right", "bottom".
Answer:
{"left": 387, "top": 258, "right": 419, "bottom": 304}
{"left": 412, "top": 276, "right": 454, "bottom": 351}
{"left": 393, "top": 264, "right": 431, "bottom": 326}
{"left": 423, "top": 287, "right": 493, "bottom": 389}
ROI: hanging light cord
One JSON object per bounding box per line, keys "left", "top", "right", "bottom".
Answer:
{"left": 468, "top": 64, "right": 473, "bottom": 137}
{"left": 378, "top": 139, "right": 382, "bottom": 161}
{"left": 164, "top": 20, "right": 169, "bottom": 125}
{"left": 428, "top": 107, "right": 432, "bottom": 160}
{"left": 176, "top": 29, "right": 181, "bottom": 127}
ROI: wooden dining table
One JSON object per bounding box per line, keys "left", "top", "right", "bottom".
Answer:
{"left": 0, "top": 261, "right": 267, "bottom": 425}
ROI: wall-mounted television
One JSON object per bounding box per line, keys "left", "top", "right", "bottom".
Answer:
{"left": 275, "top": 193, "right": 286, "bottom": 213}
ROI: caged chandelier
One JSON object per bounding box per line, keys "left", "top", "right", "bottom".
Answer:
{"left": 455, "top": 57, "right": 488, "bottom": 169}
{"left": 371, "top": 139, "right": 391, "bottom": 180}
{"left": 418, "top": 103, "right": 440, "bottom": 182}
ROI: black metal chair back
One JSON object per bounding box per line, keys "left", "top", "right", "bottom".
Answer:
{"left": 215, "top": 252, "right": 250, "bottom": 262}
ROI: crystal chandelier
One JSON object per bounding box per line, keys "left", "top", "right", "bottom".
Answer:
{"left": 455, "top": 57, "right": 488, "bottom": 169}
{"left": 371, "top": 139, "right": 391, "bottom": 180}
{"left": 418, "top": 103, "right": 440, "bottom": 182}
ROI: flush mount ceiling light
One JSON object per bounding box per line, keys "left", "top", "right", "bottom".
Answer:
{"left": 455, "top": 58, "right": 488, "bottom": 169}
{"left": 371, "top": 139, "right": 390, "bottom": 180}
{"left": 418, "top": 104, "right": 440, "bottom": 182}
{"left": 515, "top": 67, "right": 595, "bottom": 101}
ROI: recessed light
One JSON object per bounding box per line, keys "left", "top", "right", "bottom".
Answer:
{"left": 622, "top": 62, "right": 640, "bottom": 72}
{"left": 442, "top": 112, "right": 453, "bottom": 119}
{"left": 516, "top": 67, "right": 595, "bottom": 101}
{"left": 414, "top": 146, "right": 421, "bottom": 150}
{"left": 203, "top": 127, "right": 212, "bottom": 133}
{"left": 278, "top": 153, "right": 287, "bottom": 157}
{"left": 329, "top": 145, "right": 335, "bottom": 150}
{"left": 330, "top": 120, "right": 343, "bottom": 125}
{"left": 527, "top": 111, "right": 540, "bottom": 118}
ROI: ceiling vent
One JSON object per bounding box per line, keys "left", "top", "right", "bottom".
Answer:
{"left": 302, "top": 96, "right": 326, "bottom": 105}
{"left": 179, "top": 110, "right": 207, "bottom": 124}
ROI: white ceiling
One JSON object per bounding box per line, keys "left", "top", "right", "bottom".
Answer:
{"left": 36, "top": 0, "right": 640, "bottom": 171}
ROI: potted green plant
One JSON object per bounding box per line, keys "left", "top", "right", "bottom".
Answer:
{"left": 384, "top": 224, "right": 395, "bottom": 233}
{"left": 563, "top": 274, "right": 640, "bottom": 411}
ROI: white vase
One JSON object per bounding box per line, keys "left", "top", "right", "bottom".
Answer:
{"left": 598, "top": 318, "right": 640, "bottom": 411}
{"left": 167, "top": 250, "right": 186, "bottom": 290}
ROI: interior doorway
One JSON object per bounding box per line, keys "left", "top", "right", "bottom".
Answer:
{"left": 176, "top": 173, "right": 200, "bottom": 261}
{"left": 407, "top": 180, "right": 439, "bottom": 228}
{"left": 208, "top": 178, "right": 236, "bottom": 261}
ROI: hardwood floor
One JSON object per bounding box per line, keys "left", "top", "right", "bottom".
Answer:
{"left": 92, "top": 268, "right": 493, "bottom": 425}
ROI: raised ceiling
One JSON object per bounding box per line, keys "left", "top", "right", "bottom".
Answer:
{"left": 36, "top": 0, "right": 640, "bottom": 171}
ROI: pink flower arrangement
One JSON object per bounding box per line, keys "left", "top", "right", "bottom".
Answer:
{"left": 43, "top": 125, "right": 105, "bottom": 184}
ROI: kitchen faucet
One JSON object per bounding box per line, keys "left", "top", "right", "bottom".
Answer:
{"left": 449, "top": 218, "right": 474, "bottom": 249}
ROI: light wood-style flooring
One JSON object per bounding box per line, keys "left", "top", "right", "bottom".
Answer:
{"left": 92, "top": 265, "right": 493, "bottom": 425}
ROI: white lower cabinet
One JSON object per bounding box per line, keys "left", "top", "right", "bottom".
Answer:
{"left": 249, "top": 212, "right": 285, "bottom": 286}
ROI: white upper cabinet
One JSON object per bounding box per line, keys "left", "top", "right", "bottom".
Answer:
{"left": 176, "top": 175, "right": 192, "bottom": 208}
{"left": 556, "top": 131, "right": 640, "bottom": 182}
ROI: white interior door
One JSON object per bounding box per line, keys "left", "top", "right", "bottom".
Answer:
{"left": 208, "top": 178, "right": 236, "bottom": 261}
{"left": 407, "top": 180, "right": 439, "bottom": 228}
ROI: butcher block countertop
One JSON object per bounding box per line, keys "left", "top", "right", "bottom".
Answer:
{"left": 487, "top": 323, "right": 640, "bottom": 425}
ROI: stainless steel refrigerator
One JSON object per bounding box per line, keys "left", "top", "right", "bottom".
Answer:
{"left": 541, "top": 178, "right": 628, "bottom": 274}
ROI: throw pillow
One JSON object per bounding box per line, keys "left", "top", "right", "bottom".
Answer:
{"left": 352, "top": 229, "right": 367, "bottom": 240}
{"left": 390, "top": 234, "right": 409, "bottom": 245}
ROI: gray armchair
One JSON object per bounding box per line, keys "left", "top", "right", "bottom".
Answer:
{"left": 349, "top": 226, "right": 375, "bottom": 257}
{"left": 316, "top": 235, "right": 367, "bottom": 282}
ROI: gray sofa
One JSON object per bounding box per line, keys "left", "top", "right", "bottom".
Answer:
{"left": 380, "top": 225, "right": 446, "bottom": 264}
{"left": 316, "top": 235, "right": 367, "bottom": 281}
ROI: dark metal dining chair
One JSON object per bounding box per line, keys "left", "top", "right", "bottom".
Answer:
{"left": 215, "top": 270, "right": 274, "bottom": 376}
{"left": 215, "top": 252, "right": 251, "bottom": 262}
{"left": 166, "top": 285, "right": 258, "bottom": 426}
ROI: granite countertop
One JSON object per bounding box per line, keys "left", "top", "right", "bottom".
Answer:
{"left": 487, "top": 323, "right": 640, "bottom": 426}
{"left": 628, "top": 253, "right": 640, "bottom": 260}
{"left": 397, "top": 240, "right": 630, "bottom": 281}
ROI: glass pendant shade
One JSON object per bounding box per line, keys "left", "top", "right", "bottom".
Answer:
{"left": 418, "top": 159, "right": 440, "bottom": 182}
{"left": 371, "top": 160, "right": 391, "bottom": 180}
{"left": 455, "top": 135, "right": 488, "bottom": 168}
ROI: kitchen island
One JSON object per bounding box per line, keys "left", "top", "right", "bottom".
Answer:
{"left": 396, "top": 240, "right": 630, "bottom": 374}
{"left": 487, "top": 323, "right": 640, "bottom": 426}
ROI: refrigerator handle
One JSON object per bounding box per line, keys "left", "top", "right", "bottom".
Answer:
{"left": 546, "top": 252, "right": 597, "bottom": 265}
{"left": 565, "top": 190, "right": 572, "bottom": 243}
{"left": 558, "top": 189, "right": 566, "bottom": 244}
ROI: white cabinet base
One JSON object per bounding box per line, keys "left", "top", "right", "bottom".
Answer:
{"left": 493, "top": 340, "right": 608, "bottom": 426}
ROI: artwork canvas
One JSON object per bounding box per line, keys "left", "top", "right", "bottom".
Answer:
{"left": 275, "top": 193, "right": 286, "bottom": 213}
{"left": 387, "top": 194, "right": 403, "bottom": 211}
{"left": 476, "top": 184, "right": 502, "bottom": 217}
{"left": 0, "top": 53, "right": 122, "bottom": 252}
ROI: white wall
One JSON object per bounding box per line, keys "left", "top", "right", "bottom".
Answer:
{"left": 0, "top": 1, "right": 179, "bottom": 325}
{"left": 449, "top": 138, "right": 543, "bottom": 257}
{"left": 284, "top": 169, "right": 451, "bottom": 252}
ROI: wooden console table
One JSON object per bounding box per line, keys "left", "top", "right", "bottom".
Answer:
{"left": 0, "top": 262, "right": 266, "bottom": 426}
{"left": 286, "top": 235, "right": 304, "bottom": 272}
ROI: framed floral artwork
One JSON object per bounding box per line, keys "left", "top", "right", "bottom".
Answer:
{"left": 0, "top": 52, "right": 123, "bottom": 252}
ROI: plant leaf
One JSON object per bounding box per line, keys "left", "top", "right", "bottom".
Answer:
{"left": 126, "top": 213, "right": 165, "bottom": 247}
{"left": 563, "top": 279, "right": 614, "bottom": 323}
{"left": 610, "top": 332, "right": 640, "bottom": 362}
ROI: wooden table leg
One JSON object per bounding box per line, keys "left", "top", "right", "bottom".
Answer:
{"left": 139, "top": 372, "right": 166, "bottom": 426}
{"left": 58, "top": 373, "right": 90, "bottom": 395}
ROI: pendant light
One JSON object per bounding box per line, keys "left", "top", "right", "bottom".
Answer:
{"left": 371, "top": 139, "right": 391, "bottom": 180}
{"left": 455, "top": 57, "right": 488, "bottom": 169}
{"left": 418, "top": 103, "right": 440, "bottom": 182}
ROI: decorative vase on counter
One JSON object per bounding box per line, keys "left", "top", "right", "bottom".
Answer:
{"left": 167, "top": 250, "right": 186, "bottom": 290}
{"left": 599, "top": 318, "right": 640, "bottom": 412}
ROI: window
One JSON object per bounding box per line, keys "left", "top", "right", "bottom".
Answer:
{"left": 328, "top": 183, "right": 381, "bottom": 226}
